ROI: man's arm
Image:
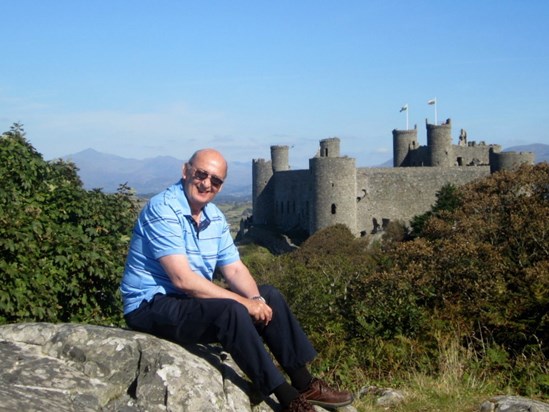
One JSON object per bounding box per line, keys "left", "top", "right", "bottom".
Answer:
{"left": 159, "top": 254, "right": 272, "bottom": 324}
{"left": 218, "top": 259, "right": 261, "bottom": 298}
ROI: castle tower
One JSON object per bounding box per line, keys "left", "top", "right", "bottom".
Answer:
{"left": 392, "top": 127, "right": 418, "bottom": 167}
{"left": 489, "top": 149, "right": 535, "bottom": 173}
{"left": 426, "top": 118, "right": 453, "bottom": 167}
{"left": 309, "top": 138, "right": 357, "bottom": 234}
{"left": 252, "top": 159, "right": 274, "bottom": 225}
{"left": 271, "top": 145, "right": 290, "bottom": 172}
{"left": 319, "top": 137, "right": 340, "bottom": 158}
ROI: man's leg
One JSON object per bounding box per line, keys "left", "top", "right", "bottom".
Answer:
{"left": 124, "top": 293, "right": 286, "bottom": 396}
{"left": 256, "top": 285, "right": 317, "bottom": 376}
{"left": 256, "top": 285, "right": 354, "bottom": 408}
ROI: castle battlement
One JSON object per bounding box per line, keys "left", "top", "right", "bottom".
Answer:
{"left": 252, "top": 118, "right": 534, "bottom": 236}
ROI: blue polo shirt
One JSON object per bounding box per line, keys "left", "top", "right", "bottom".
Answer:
{"left": 120, "top": 180, "right": 240, "bottom": 314}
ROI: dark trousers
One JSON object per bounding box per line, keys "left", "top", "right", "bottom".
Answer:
{"left": 124, "top": 284, "right": 317, "bottom": 395}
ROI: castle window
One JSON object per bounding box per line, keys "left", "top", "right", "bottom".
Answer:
{"left": 457, "top": 157, "right": 463, "bottom": 166}
{"left": 331, "top": 204, "right": 337, "bottom": 214}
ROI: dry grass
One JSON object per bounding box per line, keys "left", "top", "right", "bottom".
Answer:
{"left": 351, "top": 336, "right": 498, "bottom": 412}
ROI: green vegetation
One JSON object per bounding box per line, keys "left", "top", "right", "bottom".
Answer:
{"left": 217, "top": 201, "right": 252, "bottom": 238}
{"left": 1, "top": 124, "right": 547, "bottom": 410}
{"left": 245, "top": 162, "right": 549, "bottom": 409}
{"left": 0, "top": 124, "right": 139, "bottom": 326}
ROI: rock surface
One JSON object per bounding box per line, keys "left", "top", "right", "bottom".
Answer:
{"left": 0, "top": 322, "right": 360, "bottom": 412}
{"left": 0, "top": 322, "right": 276, "bottom": 411}
{"left": 480, "top": 395, "right": 549, "bottom": 412}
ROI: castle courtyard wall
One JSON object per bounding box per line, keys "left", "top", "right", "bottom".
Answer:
{"left": 272, "top": 169, "right": 310, "bottom": 231}
{"left": 355, "top": 166, "right": 491, "bottom": 235}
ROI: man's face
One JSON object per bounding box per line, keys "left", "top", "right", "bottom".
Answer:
{"left": 182, "top": 151, "right": 227, "bottom": 211}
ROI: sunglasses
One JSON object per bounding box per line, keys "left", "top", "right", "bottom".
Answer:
{"left": 189, "top": 166, "right": 224, "bottom": 188}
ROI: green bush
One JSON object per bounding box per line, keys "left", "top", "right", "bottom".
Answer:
{"left": 0, "top": 125, "right": 139, "bottom": 326}
{"left": 243, "top": 163, "right": 549, "bottom": 395}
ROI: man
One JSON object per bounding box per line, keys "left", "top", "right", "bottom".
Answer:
{"left": 120, "top": 148, "right": 353, "bottom": 412}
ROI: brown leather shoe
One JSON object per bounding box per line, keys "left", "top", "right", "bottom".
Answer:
{"left": 282, "top": 394, "right": 316, "bottom": 412}
{"left": 300, "top": 378, "right": 354, "bottom": 408}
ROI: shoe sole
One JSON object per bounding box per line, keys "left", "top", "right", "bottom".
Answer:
{"left": 307, "top": 398, "right": 354, "bottom": 409}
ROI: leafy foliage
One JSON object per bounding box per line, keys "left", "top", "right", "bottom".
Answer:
{"left": 410, "top": 183, "right": 462, "bottom": 237}
{"left": 245, "top": 163, "right": 549, "bottom": 395}
{"left": 0, "top": 125, "right": 139, "bottom": 325}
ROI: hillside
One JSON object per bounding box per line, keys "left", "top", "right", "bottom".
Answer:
{"left": 62, "top": 149, "right": 252, "bottom": 200}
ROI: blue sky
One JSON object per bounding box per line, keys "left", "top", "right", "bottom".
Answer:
{"left": 1, "top": 1, "right": 548, "bottom": 168}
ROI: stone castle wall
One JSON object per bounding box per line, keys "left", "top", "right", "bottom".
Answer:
{"left": 252, "top": 118, "right": 534, "bottom": 237}
{"left": 272, "top": 169, "right": 310, "bottom": 230}
{"left": 355, "top": 166, "right": 490, "bottom": 235}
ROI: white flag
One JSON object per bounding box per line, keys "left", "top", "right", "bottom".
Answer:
{"left": 427, "top": 98, "right": 436, "bottom": 105}
{"left": 400, "top": 104, "right": 408, "bottom": 112}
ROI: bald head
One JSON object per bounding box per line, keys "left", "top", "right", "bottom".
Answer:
{"left": 188, "top": 148, "right": 228, "bottom": 177}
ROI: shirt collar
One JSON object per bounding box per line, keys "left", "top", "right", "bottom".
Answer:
{"left": 177, "top": 179, "right": 212, "bottom": 232}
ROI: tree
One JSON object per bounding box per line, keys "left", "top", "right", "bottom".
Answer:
{"left": 0, "top": 125, "right": 139, "bottom": 325}
{"left": 410, "top": 183, "right": 462, "bottom": 237}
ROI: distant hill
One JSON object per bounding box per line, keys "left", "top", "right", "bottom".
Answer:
{"left": 503, "top": 143, "right": 549, "bottom": 163}
{"left": 62, "top": 149, "right": 252, "bottom": 201}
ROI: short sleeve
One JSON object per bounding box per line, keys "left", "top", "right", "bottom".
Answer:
{"left": 139, "top": 201, "right": 187, "bottom": 259}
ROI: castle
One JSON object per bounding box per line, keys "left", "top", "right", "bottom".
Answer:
{"left": 251, "top": 118, "right": 534, "bottom": 237}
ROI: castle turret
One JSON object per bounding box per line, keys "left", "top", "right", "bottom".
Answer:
{"left": 271, "top": 145, "right": 290, "bottom": 172}
{"left": 489, "top": 148, "right": 535, "bottom": 173}
{"left": 319, "top": 137, "right": 340, "bottom": 158}
{"left": 309, "top": 138, "right": 357, "bottom": 234}
{"left": 252, "top": 159, "right": 274, "bottom": 225}
{"left": 426, "top": 118, "right": 453, "bottom": 167}
{"left": 392, "top": 126, "right": 418, "bottom": 167}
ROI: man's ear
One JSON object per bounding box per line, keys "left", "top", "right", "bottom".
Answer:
{"left": 182, "top": 163, "right": 189, "bottom": 179}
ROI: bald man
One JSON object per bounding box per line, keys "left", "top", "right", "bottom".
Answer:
{"left": 120, "top": 149, "right": 352, "bottom": 412}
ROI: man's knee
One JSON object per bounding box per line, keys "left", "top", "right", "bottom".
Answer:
{"left": 222, "top": 299, "right": 251, "bottom": 321}
{"left": 259, "top": 284, "right": 285, "bottom": 304}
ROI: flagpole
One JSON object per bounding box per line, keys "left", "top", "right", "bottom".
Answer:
{"left": 400, "top": 104, "right": 409, "bottom": 129}
{"left": 428, "top": 98, "right": 437, "bottom": 124}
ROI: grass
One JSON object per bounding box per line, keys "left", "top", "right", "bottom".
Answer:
{"left": 337, "top": 335, "right": 541, "bottom": 412}
{"left": 352, "top": 350, "right": 497, "bottom": 412}
{"left": 354, "top": 374, "right": 490, "bottom": 412}
{"left": 217, "top": 201, "right": 252, "bottom": 237}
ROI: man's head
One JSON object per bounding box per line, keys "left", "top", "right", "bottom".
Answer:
{"left": 182, "top": 148, "right": 228, "bottom": 213}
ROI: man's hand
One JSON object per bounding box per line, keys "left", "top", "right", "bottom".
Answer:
{"left": 246, "top": 298, "right": 273, "bottom": 325}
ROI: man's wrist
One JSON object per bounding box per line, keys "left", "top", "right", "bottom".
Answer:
{"left": 251, "top": 295, "right": 266, "bottom": 303}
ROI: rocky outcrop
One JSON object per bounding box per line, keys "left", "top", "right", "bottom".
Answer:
{"left": 480, "top": 395, "right": 549, "bottom": 412}
{"left": 0, "top": 322, "right": 276, "bottom": 411}
{"left": 0, "top": 323, "right": 361, "bottom": 412}
{"left": 4, "top": 322, "right": 545, "bottom": 412}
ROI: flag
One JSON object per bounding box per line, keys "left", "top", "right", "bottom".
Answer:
{"left": 427, "top": 98, "right": 436, "bottom": 105}
{"left": 400, "top": 104, "right": 408, "bottom": 112}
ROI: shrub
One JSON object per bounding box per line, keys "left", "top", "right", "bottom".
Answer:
{"left": 244, "top": 163, "right": 549, "bottom": 395}
{"left": 0, "top": 125, "right": 139, "bottom": 326}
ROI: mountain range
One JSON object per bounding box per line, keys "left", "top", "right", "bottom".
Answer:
{"left": 63, "top": 143, "right": 548, "bottom": 199}
{"left": 63, "top": 149, "right": 252, "bottom": 201}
